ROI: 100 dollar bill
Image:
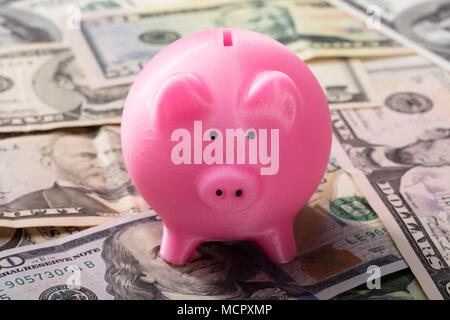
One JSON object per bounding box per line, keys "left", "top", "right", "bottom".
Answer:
{"left": 0, "top": 156, "right": 407, "bottom": 299}
{"left": 63, "top": 0, "right": 410, "bottom": 88}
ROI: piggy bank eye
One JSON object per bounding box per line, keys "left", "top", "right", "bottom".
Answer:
{"left": 247, "top": 131, "right": 255, "bottom": 139}
{"left": 209, "top": 130, "right": 218, "bottom": 140}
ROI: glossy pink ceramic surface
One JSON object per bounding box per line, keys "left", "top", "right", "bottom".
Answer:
{"left": 121, "top": 28, "right": 332, "bottom": 265}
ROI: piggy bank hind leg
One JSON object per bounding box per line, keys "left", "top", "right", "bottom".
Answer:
{"left": 160, "top": 225, "right": 202, "bottom": 265}
{"left": 253, "top": 222, "right": 297, "bottom": 264}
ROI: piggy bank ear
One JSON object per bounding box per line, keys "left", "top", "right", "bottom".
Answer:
{"left": 153, "top": 73, "right": 211, "bottom": 129}
{"left": 243, "top": 71, "right": 301, "bottom": 128}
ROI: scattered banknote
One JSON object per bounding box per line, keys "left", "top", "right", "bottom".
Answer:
{"left": 0, "top": 52, "right": 379, "bottom": 133}
{"left": 334, "top": 269, "right": 428, "bottom": 300}
{"left": 62, "top": 0, "right": 410, "bottom": 88}
{"left": 274, "top": 155, "right": 407, "bottom": 299}
{"left": 0, "top": 0, "right": 443, "bottom": 302}
{"left": 0, "top": 44, "right": 129, "bottom": 132}
{"left": 0, "top": 156, "right": 407, "bottom": 300}
{"left": 331, "top": 55, "right": 450, "bottom": 300}
{"left": 328, "top": 0, "right": 450, "bottom": 72}
{"left": 0, "top": 0, "right": 137, "bottom": 47}
{"left": 0, "top": 125, "right": 149, "bottom": 228}
{"left": 0, "top": 226, "right": 85, "bottom": 252}
{"left": 307, "top": 59, "right": 380, "bottom": 109}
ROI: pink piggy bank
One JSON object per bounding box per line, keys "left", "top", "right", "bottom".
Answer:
{"left": 121, "top": 29, "right": 331, "bottom": 265}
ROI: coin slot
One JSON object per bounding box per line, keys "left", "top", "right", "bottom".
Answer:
{"left": 223, "top": 30, "right": 233, "bottom": 47}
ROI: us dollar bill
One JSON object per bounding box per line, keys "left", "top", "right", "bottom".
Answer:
{"left": 0, "top": 44, "right": 130, "bottom": 132}
{"left": 0, "top": 156, "right": 407, "bottom": 300}
{"left": 328, "top": 0, "right": 450, "bottom": 72}
{"left": 0, "top": 125, "right": 149, "bottom": 228}
{"left": 0, "top": 51, "right": 379, "bottom": 134}
{"left": 307, "top": 59, "right": 380, "bottom": 109}
{"left": 62, "top": 0, "right": 410, "bottom": 88}
{"left": 0, "top": 226, "right": 85, "bottom": 251}
{"left": 276, "top": 155, "right": 407, "bottom": 299}
{"left": 334, "top": 269, "right": 428, "bottom": 300}
{"left": 0, "top": 0, "right": 137, "bottom": 47}
{"left": 331, "top": 55, "right": 450, "bottom": 300}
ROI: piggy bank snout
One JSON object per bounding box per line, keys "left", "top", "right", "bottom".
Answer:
{"left": 197, "top": 168, "right": 260, "bottom": 213}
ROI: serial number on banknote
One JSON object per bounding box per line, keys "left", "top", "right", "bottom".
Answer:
{"left": 0, "top": 261, "right": 96, "bottom": 290}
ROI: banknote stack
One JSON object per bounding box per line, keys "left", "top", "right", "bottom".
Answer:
{"left": 0, "top": 0, "right": 447, "bottom": 300}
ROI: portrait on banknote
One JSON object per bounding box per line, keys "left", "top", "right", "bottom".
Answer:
{"left": 339, "top": 122, "right": 450, "bottom": 236}
{"left": 102, "top": 217, "right": 317, "bottom": 300}
{"left": 0, "top": 127, "right": 146, "bottom": 219}
{"left": 216, "top": 0, "right": 366, "bottom": 46}
{"left": 329, "top": 0, "right": 450, "bottom": 72}
{"left": 0, "top": 46, "right": 129, "bottom": 131}
{"left": 0, "top": 7, "right": 61, "bottom": 47}
{"left": 341, "top": 126, "right": 450, "bottom": 175}
{"left": 395, "top": 0, "right": 450, "bottom": 57}
{"left": 0, "top": 228, "right": 28, "bottom": 251}
{"left": 217, "top": 0, "right": 297, "bottom": 43}
{"left": 32, "top": 51, "right": 129, "bottom": 117}
{"left": 332, "top": 109, "right": 450, "bottom": 298}
{"left": 398, "top": 165, "right": 450, "bottom": 262}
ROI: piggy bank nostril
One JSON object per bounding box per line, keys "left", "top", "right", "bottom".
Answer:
{"left": 197, "top": 168, "right": 260, "bottom": 212}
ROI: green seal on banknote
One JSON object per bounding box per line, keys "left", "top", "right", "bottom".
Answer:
{"left": 329, "top": 196, "right": 377, "bottom": 222}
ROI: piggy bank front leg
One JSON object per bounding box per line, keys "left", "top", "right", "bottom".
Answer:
{"left": 253, "top": 222, "right": 297, "bottom": 264}
{"left": 160, "top": 225, "right": 202, "bottom": 265}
